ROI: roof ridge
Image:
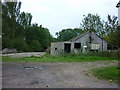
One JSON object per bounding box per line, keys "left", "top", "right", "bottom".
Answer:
{"left": 69, "top": 30, "right": 107, "bottom": 42}
{"left": 69, "top": 30, "right": 90, "bottom": 41}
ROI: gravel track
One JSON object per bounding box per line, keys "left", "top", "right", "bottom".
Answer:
{"left": 2, "top": 60, "right": 118, "bottom": 88}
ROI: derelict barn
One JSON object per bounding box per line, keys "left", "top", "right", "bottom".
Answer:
{"left": 51, "top": 31, "right": 107, "bottom": 55}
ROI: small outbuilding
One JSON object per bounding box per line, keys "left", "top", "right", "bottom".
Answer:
{"left": 51, "top": 31, "right": 108, "bottom": 55}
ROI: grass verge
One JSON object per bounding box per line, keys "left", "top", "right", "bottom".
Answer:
{"left": 92, "top": 66, "right": 119, "bottom": 83}
{"left": 2, "top": 54, "right": 119, "bottom": 62}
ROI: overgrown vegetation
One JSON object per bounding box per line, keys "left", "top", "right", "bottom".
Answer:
{"left": 92, "top": 66, "right": 119, "bottom": 83}
{"left": 56, "top": 28, "right": 85, "bottom": 41}
{"left": 2, "top": 2, "right": 55, "bottom": 52}
{"left": 73, "top": 51, "right": 120, "bottom": 58}
{"left": 2, "top": 1, "right": 119, "bottom": 52}
{"left": 2, "top": 52, "right": 119, "bottom": 62}
{"left": 56, "top": 14, "right": 119, "bottom": 48}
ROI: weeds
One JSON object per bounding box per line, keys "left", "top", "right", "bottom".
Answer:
{"left": 92, "top": 66, "right": 119, "bottom": 83}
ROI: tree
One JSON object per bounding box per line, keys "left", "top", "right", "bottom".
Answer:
{"left": 25, "top": 24, "right": 53, "bottom": 51}
{"left": 19, "top": 12, "right": 32, "bottom": 28}
{"left": 2, "top": 2, "right": 22, "bottom": 38}
{"left": 56, "top": 28, "right": 84, "bottom": 41}
{"left": 104, "top": 15, "right": 118, "bottom": 35}
{"left": 103, "top": 15, "right": 119, "bottom": 47}
{"left": 80, "top": 13, "right": 104, "bottom": 36}
{"left": 29, "top": 40, "right": 41, "bottom": 51}
{"left": 1, "top": 1, "right": 61, "bottom": 51}
{"left": 108, "top": 27, "right": 120, "bottom": 47}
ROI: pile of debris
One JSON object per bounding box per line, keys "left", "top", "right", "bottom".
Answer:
{"left": 0, "top": 48, "right": 17, "bottom": 54}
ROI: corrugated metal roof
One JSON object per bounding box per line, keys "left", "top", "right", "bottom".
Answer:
{"left": 116, "top": 1, "right": 120, "bottom": 8}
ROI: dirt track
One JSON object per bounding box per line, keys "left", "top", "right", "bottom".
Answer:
{"left": 2, "top": 60, "right": 118, "bottom": 88}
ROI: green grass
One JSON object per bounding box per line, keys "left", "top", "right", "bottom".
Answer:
{"left": 2, "top": 54, "right": 119, "bottom": 62}
{"left": 92, "top": 66, "right": 120, "bottom": 83}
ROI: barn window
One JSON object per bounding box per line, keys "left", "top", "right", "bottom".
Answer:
{"left": 55, "top": 48, "right": 57, "bottom": 50}
{"left": 74, "top": 43, "right": 81, "bottom": 48}
{"left": 91, "top": 44, "right": 100, "bottom": 50}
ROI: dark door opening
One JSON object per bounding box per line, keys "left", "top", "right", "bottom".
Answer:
{"left": 64, "top": 43, "right": 71, "bottom": 53}
{"left": 74, "top": 43, "right": 81, "bottom": 49}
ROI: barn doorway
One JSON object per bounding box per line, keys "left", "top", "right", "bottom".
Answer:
{"left": 64, "top": 43, "right": 71, "bottom": 53}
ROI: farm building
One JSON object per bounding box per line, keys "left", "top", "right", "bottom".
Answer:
{"left": 51, "top": 31, "right": 108, "bottom": 55}
{"left": 116, "top": 1, "right": 120, "bottom": 26}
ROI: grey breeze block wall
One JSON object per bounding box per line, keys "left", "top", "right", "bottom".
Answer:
{"left": 51, "top": 41, "right": 71, "bottom": 55}
{"left": 51, "top": 42, "right": 64, "bottom": 55}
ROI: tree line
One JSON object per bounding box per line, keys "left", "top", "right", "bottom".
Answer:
{"left": 2, "top": 1, "right": 55, "bottom": 52}
{"left": 56, "top": 14, "right": 120, "bottom": 47}
{"left": 2, "top": 1, "right": 120, "bottom": 52}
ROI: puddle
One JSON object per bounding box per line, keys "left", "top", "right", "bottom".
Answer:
{"left": 21, "top": 66, "right": 44, "bottom": 70}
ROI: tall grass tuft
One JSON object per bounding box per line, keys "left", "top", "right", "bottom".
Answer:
{"left": 76, "top": 51, "right": 119, "bottom": 58}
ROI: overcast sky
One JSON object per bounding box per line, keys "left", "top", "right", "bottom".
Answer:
{"left": 20, "top": 0, "right": 119, "bottom": 37}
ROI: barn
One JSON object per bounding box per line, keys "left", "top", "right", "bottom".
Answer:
{"left": 51, "top": 31, "right": 108, "bottom": 55}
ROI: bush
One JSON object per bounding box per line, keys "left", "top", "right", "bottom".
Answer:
{"left": 29, "top": 40, "right": 42, "bottom": 52}
{"left": 13, "top": 38, "right": 29, "bottom": 52}
{"left": 66, "top": 51, "right": 119, "bottom": 58}
{"left": 2, "top": 38, "right": 15, "bottom": 49}
{"left": 2, "top": 38, "right": 43, "bottom": 52}
{"left": 79, "top": 51, "right": 119, "bottom": 58}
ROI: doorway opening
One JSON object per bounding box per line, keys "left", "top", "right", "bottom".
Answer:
{"left": 64, "top": 43, "right": 71, "bottom": 53}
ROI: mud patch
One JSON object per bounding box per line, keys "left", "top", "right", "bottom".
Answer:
{"left": 21, "top": 66, "right": 44, "bottom": 70}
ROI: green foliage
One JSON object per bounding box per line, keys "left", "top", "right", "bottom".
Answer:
{"left": 19, "top": 12, "right": 32, "bottom": 27}
{"left": 2, "top": 38, "right": 29, "bottom": 51}
{"left": 25, "top": 24, "right": 53, "bottom": 51}
{"left": 92, "top": 66, "right": 119, "bottom": 83}
{"left": 78, "top": 51, "right": 119, "bottom": 58}
{"left": 2, "top": 38, "right": 15, "bottom": 48}
{"left": 2, "top": 54, "right": 118, "bottom": 62}
{"left": 2, "top": 2, "right": 22, "bottom": 38}
{"left": 80, "top": 13, "right": 104, "bottom": 35}
{"left": 102, "top": 35, "right": 111, "bottom": 42}
{"left": 13, "top": 38, "right": 29, "bottom": 52}
{"left": 2, "top": 2, "right": 54, "bottom": 51}
{"left": 56, "top": 13, "right": 119, "bottom": 48}
{"left": 56, "top": 28, "right": 84, "bottom": 41}
{"left": 109, "top": 28, "right": 120, "bottom": 47}
{"left": 29, "top": 40, "right": 41, "bottom": 52}
{"left": 2, "top": 1, "right": 119, "bottom": 52}
{"left": 104, "top": 15, "right": 118, "bottom": 35}
{"left": 104, "top": 15, "right": 119, "bottom": 47}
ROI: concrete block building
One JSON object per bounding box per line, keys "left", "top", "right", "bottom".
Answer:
{"left": 51, "top": 31, "right": 108, "bottom": 55}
